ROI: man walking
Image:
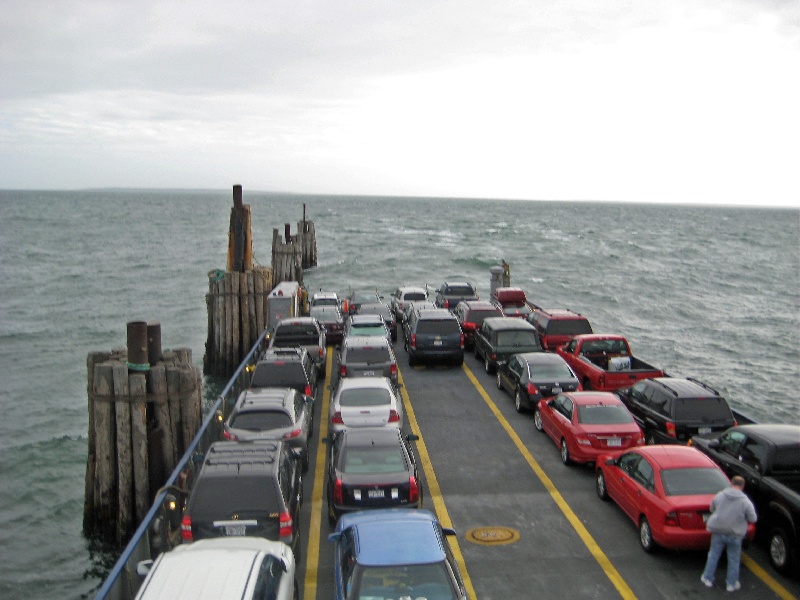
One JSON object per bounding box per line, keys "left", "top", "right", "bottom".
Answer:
{"left": 701, "top": 475, "right": 757, "bottom": 592}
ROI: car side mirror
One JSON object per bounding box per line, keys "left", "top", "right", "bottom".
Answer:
{"left": 708, "top": 440, "right": 720, "bottom": 449}
{"left": 136, "top": 559, "right": 154, "bottom": 577}
{"left": 322, "top": 436, "right": 333, "bottom": 445}
{"left": 407, "top": 434, "right": 420, "bottom": 442}
{"left": 605, "top": 458, "right": 616, "bottom": 466}
{"left": 442, "top": 527, "right": 457, "bottom": 537}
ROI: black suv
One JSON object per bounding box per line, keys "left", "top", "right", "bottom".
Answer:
{"left": 473, "top": 317, "right": 542, "bottom": 374}
{"left": 404, "top": 308, "right": 464, "bottom": 366}
{"left": 181, "top": 440, "right": 303, "bottom": 557}
{"left": 616, "top": 377, "right": 736, "bottom": 445}
{"left": 434, "top": 281, "right": 479, "bottom": 310}
{"left": 250, "top": 347, "right": 317, "bottom": 397}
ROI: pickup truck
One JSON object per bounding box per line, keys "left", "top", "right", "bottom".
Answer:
{"left": 556, "top": 334, "right": 664, "bottom": 391}
{"left": 268, "top": 316, "right": 327, "bottom": 378}
{"left": 691, "top": 424, "right": 800, "bottom": 574}
{"left": 490, "top": 287, "right": 540, "bottom": 319}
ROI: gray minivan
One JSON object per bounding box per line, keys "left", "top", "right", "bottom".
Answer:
{"left": 337, "top": 335, "right": 398, "bottom": 386}
{"left": 404, "top": 308, "right": 464, "bottom": 366}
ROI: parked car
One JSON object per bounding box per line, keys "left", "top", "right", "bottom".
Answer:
{"left": 324, "top": 427, "right": 421, "bottom": 526}
{"left": 356, "top": 301, "right": 397, "bottom": 341}
{"left": 452, "top": 300, "right": 503, "bottom": 350}
{"left": 135, "top": 537, "right": 297, "bottom": 600}
{"left": 310, "top": 305, "right": 345, "bottom": 345}
{"left": 496, "top": 352, "right": 581, "bottom": 412}
{"left": 616, "top": 377, "right": 737, "bottom": 445}
{"left": 388, "top": 286, "right": 428, "bottom": 322}
{"left": 249, "top": 347, "right": 317, "bottom": 397}
{"left": 595, "top": 445, "right": 756, "bottom": 552}
{"left": 473, "top": 316, "right": 541, "bottom": 374}
{"left": 268, "top": 317, "right": 327, "bottom": 378}
{"left": 337, "top": 335, "right": 398, "bottom": 387}
{"left": 181, "top": 441, "right": 303, "bottom": 559}
{"left": 490, "top": 287, "right": 536, "bottom": 319}
{"left": 527, "top": 308, "right": 593, "bottom": 351}
{"left": 401, "top": 300, "right": 437, "bottom": 341}
{"left": 690, "top": 424, "right": 800, "bottom": 574}
{"left": 343, "top": 313, "right": 390, "bottom": 342}
{"left": 223, "top": 387, "right": 314, "bottom": 472}
{"left": 434, "top": 281, "right": 479, "bottom": 310}
{"left": 310, "top": 291, "right": 340, "bottom": 309}
{"left": 344, "top": 289, "right": 382, "bottom": 314}
{"left": 329, "top": 377, "right": 403, "bottom": 435}
{"left": 328, "top": 509, "right": 468, "bottom": 600}
{"left": 404, "top": 307, "right": 464, "bottom": 366}
{"left": 534, "top": 391, "right": 644, "bottom": 465}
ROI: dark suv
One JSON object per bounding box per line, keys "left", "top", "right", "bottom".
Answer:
{"left": 527, "top": 308, "right": 593, "bottom": 351}
{"left": 616, "top": 377, "right": 736, "bottom": 445}
{"left": 181, "top": 441, "right": 303, "bottom": 557}
{"left": 404, "top": 308, "right": 464, "bottom": 366}
{"left": 250, "top": 347, "right": 317, "bottom": 397}
{"left": 473, "top": 317, "right": 542, "bottom": 374}
{"left": 434, "top": 281, "right": 479, "bottom": 310}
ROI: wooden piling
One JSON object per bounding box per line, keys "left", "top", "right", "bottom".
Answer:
{"left": 113, "top": 362, "right": 133, "bottom": 542}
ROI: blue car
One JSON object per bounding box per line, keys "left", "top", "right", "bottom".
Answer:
{"left": 328, "top": 509, "right": 468, "bottom": 600}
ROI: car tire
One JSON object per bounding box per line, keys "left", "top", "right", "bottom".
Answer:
{"left": 768, "top": 525, "right": 793, "bottom": 573}
{"left": 454, "top": 355, "right": 464, "bottom": 367}
{"left": 293, "top": 578, "right": 299, "bottom": 600}
{"left": 560, "top": 439, "right": 572, "bottom": 465}
{"left": 474, "top": 345, "right": 480, "bottom": 358}
{"left": 496, "top": 371, "right": 503, "bottom": 390}
{"left": 639, "top": 517, "right": 656, "bottom": 553}
{"left": 596, "top": 470, "right": 608, "bottom": 500}
{"left": 534, "top": 408, "right": 544, "bottom": 432}
{"left": 484, "top": 356, "right": 493, "bottom": 374}
{"left": 408, "top": 353, "right": 415, "bottom": 367}
{"left": 302, "top": 450, "right": 309, "bottom": 474}
{"left": 515, "top": 388, "right": 526, "bottom": 413}
{"left": 327, "top": 500, "right": 337, "bottom": 528}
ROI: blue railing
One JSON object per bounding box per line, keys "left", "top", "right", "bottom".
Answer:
{"left": 94, "top": 329, "right": 269, "bottom": 600}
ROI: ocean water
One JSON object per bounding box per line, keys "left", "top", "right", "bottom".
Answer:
{"left": 0, "top": 190, "right": 798, "bottom": 599}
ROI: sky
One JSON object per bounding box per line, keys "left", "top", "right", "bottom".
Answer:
{"left": 1, "top": 0, "right": 798, "bottom": 206}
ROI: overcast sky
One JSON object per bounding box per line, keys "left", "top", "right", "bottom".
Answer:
{"left": 1, "top": 0, "right": 798, "bottom": 206}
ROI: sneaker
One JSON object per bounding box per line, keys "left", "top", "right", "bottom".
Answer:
{"left": 726, "top": 581, "right": 741, "bottom": 592}
{"left": 701, "top": 576, "right": 713, "bottom": 588}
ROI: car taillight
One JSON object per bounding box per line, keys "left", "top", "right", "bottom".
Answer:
{"left": 331, "top": 411, "right": 343, "bottom": 424}
{"left": 526, "top": 382, "right": 538, "bottom": 396}
{"left": 463, "top": 322, "right": 476, "bottom": 332}
{"left": 279, "top": 511, "right": 293, "bottom": 539}
{"left": 181, "top": 515, "right": 193, "bottom": 541}
{"left": 665, "top": 512, "right": 679, "bottom": 527}
{"left": 733, "top": 419, "right": 738, "bottom": 427}
{"left": 666, "top": 421, "right": 677, "bottom": 437}
{"left": 459, "top": 333, "right": 464, "bottom": 349}
{"left": 409, "top": 476, "right": 419, "bottom": 502}
{"left": 339, "top": 364, "right": 347, "bottom": 377}
{"left": 284, "top": 428, "right": 301, "bottom": 440}
{"left": 222, "top": 429, "right": 237, "bottom": 441}
{"left": 333, "top": 478, "right": 343, "bottom": 504}
{"left": 444, "top": 299, "right": 450, "bottom": 308}
{"left": 304, "top": 384, "right": 312, "bottom": 396}
{"left": 410, "top": 334, "right": 416, "bottom": 349}
{"left": 390, "top": 364, "right": 397, "bottom": 378}
{"left": 388, "top": 409, "right": 400, "bottom": 423}
{"left": 319, "top": 348, "right": 324, "bottom": 359}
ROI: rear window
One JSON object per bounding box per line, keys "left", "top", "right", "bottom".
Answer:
{"left": 660, "top": 467, "right": 729, "bottom": 496}
{"left": 577, "top": 405, "right": 634, "bottom": 425}
{"left": 530, "top": 363, "right": 575, "bottom": 379}
{"left": 339, "top": 388, "right": 392, "bottom": 407}
{"left": 547, "top": 320, "right": 593, "bottom": 336}
{"left": 349, "top": 325, "right": 387, "bottom": 336}
{"left": 496, "top": 331, "right": 539, "bottom": 347}
{"left": 275, "top": 324, "right": 318, "bottom": 337}
{"left": 773, "top": 446, "right": 800, "bottom": 472}
{"left": 404, "top": 292, "right": 427, "bottom": 301}
{"left": 466, "top": 309, "right": 502, "bottom": 324}
{"left": 347, "top": 347, "right": 392, "bottom": 363}
{"left": 445, "top": 285, "right": 475, "bottom": 296}
{"left": 344, "top": 447, "right": 406, "bottom": 474}
{"left": 230, "top": 410, "right": 292, "bottom": 431}
{"left": 190, "top": 476, "right": 278, "bottom": 518}
{"left": 251, "top": 363, "right": 305, "bottom": 387}
{"left": 675, "top": 397, "right": 732, "bottom": 421}
{"left": 416, "top": 319, "right": 460, "bottom": 335}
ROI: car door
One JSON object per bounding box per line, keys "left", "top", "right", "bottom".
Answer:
{"left": 551, "top": 395, "right": 574, "bottom": 444}
{"left": 620, "top": 454, "right": 656, "bottom": 523}
{"left": 611, "top": 452, "right": 643, "bottom": 519}
{"left": 499, "top": 355, "right": 520, "bottom": 393}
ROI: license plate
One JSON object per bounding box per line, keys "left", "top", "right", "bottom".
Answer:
{"left": 362, "top": 370, "right": 375, "bottom": 376}
{"left": 698, "top": 427, "right": 712, "bottom": 434}
{"left": 368, "top": 489, "right": 384, "bottom": 498}
{"left": 224, "top": 525, "right": 246, "bottom": 536}
{"left": 434, "top": 340, "right": 443, "bottom": 346}
{"left": 607, "top": 438, "right": 622, "bottom": 447}
{"left": 552, "top": 387, "right": 562, "bottom": 395}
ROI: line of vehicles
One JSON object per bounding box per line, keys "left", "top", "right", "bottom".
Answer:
{"left": 132, "top": 278, "right": 800, "bottom": 599}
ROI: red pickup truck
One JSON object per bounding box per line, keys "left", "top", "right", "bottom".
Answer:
{"left": 556, "top": 334, "right": 664, "bottom": 391}
{"left": 490, "top": 287, "right": 540, "bottom": 319}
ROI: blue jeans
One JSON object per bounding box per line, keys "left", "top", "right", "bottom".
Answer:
{"left": 702, "top": 532, "right": 742, "bottom": 587}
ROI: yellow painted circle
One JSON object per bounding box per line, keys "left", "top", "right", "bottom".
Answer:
{"left": 466, "top": 526, "right": 520, "bottom": 546}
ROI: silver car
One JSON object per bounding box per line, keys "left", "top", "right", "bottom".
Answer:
{"left": 337, "top": 335, "right": 398, "bottom": 386}
{"left": 343, "top": 314, "right": 391, "bottom": 343}
{"left": 223, "top": 387, "right": 314, "bottom": 472}
{"left": 329, "top": 377, "right": 403, "bottom": 434}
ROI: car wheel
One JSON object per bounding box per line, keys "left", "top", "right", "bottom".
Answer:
{"left": 596, "top": 470, "right": 608, "bottom": 500}
{"left": 302, "top": 450, "right": 309, "bottom": 474}
{"left": 474, "top": 345, "right": 480, "bottom": 358}
{"left": 639, "top": 517, "right": 655, "bottom": 553}
{"left": 533, "top": 408, "right": 544, "bottom": 432}
{"left": 408, "top": 352, "right": 415, "bottom": 366}
{"left": 496, "top": 371, "right": 503, "bottom": 390}
{"left": 293, "top": 578, "right": 299, "bottom": 600}
{"left": 560, "top": 439, "right": 572, "bottom": 465}
{"left": 515, "top": 388, "right": 527, "bottom": 413}
{"left": 454, "top": 355, "right": 464, "bottom": 367}
{"left": 484, "top": 356, "right": 493, "bottom": 374}
{"left": 327, "top": 499, "right": 337, "bottom": 528}
{"left": 768, "top": 526, "right": 793, "bottom": 573}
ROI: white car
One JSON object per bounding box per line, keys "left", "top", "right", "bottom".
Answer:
{"left": 329, "top": 377, "right": 403, "bottom": 434}
{"left": 135, "top": 537, "right": 296, "bottom": 599}
{"left": 389, "top": 286, "right": 429, "bottom": 322}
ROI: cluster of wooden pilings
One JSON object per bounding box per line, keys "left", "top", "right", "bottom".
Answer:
{"left": 203, "top": 185, "right": 317, "bottom": 378}
{"left": 83, "top": 321, "right": 202, "bottom": 545}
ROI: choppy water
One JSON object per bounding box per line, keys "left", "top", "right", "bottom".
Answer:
{"left": 0, "top": 190, "right": 798, "bottom": 599}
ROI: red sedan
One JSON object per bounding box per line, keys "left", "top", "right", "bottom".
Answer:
{"left": 595, "top": 445, "right": 757, "bottom": 552}
{"left": 534, "top": 391, "right": 644, "bottom": 465}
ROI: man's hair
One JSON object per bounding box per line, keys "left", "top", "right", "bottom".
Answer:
{"left": 731, "top": 475, "right": 745, "bottom": 488}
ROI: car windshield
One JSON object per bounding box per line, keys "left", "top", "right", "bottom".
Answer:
{"left": 530, "top": 363, "right": 574, "bottom": 379}
{"left": 577, "top": 405, "right": 634, "bottom": 424}
{"left": 660, "top": 467, "right": 730, "bottom": 496}
{"left": 355, "top": 563, "right": 456, "bottom": 600}
{"left": 338, "top": 388, "right": 392, "bottom": 407}
{"left": 675, "top": 398, "right": 732, "bottom": 421}
{"left": 229, "top": 410, "right": 292, "bottom": 431}
{"left": 347, "top": 347, "right": 391, "bottom": 363}
{"left": 344, "top": 447, "right": 406, "bottom": 474}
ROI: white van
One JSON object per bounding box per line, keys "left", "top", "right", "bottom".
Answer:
{"left": 135, "top": 537, "right": 296, "bottom": 600}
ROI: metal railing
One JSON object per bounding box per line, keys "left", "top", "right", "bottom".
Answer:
{"left": 94, "top": 329, "right": 269, "bottom": 600}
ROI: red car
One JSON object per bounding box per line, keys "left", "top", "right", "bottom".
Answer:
{"left": 534, "top": 391, "right": 644, "bottom": 465}
{"left": 595, "top": 445, "right": 757, "bottom": 552}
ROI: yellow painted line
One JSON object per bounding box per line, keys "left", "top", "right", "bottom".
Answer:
{"left": 462, "top": 363, "right": 637, "bottom": 600}
{"left": 303, "top": 348, "right": 334, "bottom": 600}
{"left": 398, "top": 368, "right": 478, "bottom": 600}
{"left": 741, "top": 553, "right": 798, "bottom": 600}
